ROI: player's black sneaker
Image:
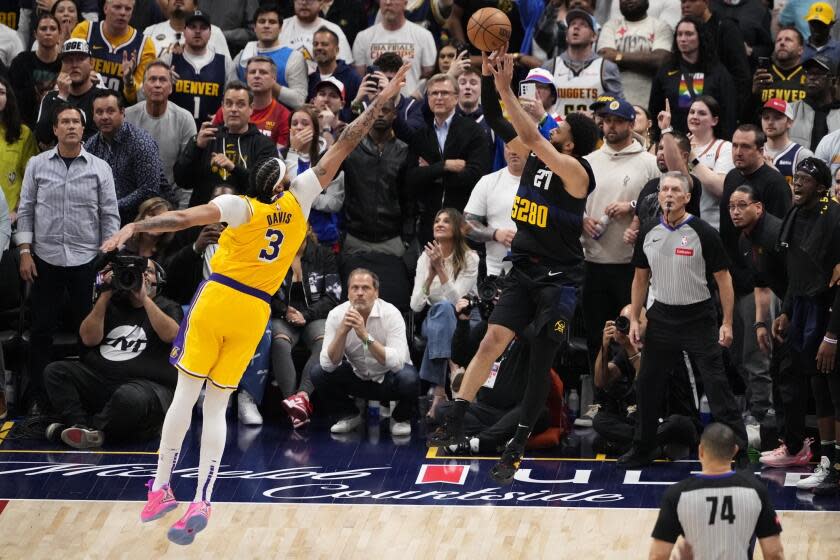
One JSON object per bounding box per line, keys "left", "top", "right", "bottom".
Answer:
{"left": 442, "top": 436, "right": 473, "bottom": 456}
{"left": 617, "top": 445, "right": 660, "bottom": 469}
{"left": 426, "top": 406, "right": 465, "bottom": 448}
{"left": 812, "top": 463, "right": 840, "bottom": 496}
{"left": 489, "top": 440, "right": 524, "bottom": 485}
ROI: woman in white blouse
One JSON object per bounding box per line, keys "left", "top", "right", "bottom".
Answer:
{"left": 410, "top": 208, "right": 478, "bottom": 416}
{"left": 686, "top": 95, "right": 734, "bottom": 230}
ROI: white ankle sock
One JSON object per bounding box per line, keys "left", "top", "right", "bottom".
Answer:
{"left": 194, "top": 384, "right": 232, "bottom": 503}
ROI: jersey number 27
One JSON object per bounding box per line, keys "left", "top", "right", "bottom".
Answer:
{"left": 259, "top": 228, "right": 285, "bottom": 262}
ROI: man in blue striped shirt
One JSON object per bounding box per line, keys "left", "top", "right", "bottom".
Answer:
{"left": 15, "top": 103, "right": 120, "bottom": 411}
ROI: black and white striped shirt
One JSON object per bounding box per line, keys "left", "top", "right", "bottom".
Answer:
{"left": 652, "top": 471, "right": 782, "bottom": 559}
{"left": 632, "top": 215, "right": 729, "bottom": 306}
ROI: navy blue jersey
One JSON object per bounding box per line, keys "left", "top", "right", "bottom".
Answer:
{"left": 510, "top": 153, "right": 595, "bottom": 272}
{"left": 170, "top": 52, "right": 227, "bottom": 127}
{"left": 85, "top": 22, "right": 147, "bottom": 92}
{"left": 771, "top": 142, "right": 805, "bottom": 186}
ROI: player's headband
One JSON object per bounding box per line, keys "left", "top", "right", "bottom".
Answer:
{"left": 272, "top": 158, "right": 288, "bottom": 192}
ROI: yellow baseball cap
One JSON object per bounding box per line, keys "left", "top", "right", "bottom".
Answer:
{"left": 806, "top": 2, "right": 835, "bottom": 25}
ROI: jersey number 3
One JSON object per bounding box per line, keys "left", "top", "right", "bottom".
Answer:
{"left": 259, "top": 228, "right": 285, "bottom": 262}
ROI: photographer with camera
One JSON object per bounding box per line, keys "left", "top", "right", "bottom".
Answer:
{"left": 43, "top": 255, "right": 183, "bottom": 449}
{"left": 431, "top": 291, "right": 558, "bottom": 455}
{"left": 349, "top": 53, "right": 425, "bottom": 144}
{"left": 410, "top": 208, "right": 478, "bottom": 418}
{"left": 593, "top": 306, "right": 700, "bottom": 459}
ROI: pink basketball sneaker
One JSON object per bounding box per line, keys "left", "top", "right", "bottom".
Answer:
{"left": 140, "top": 479, "right": 178, "bottom": 522}
{"left": 759, "top": 438, "right": 814, "bottom": 468}
{"left": 167, "top": 500, "right": 211, "bottom": 545}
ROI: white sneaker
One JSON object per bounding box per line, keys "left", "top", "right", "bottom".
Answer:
{"left": 237, "top": 391, "right": 263, "bottom": 426}
{"left": 575, "top": 404, "right": 601, "bottom": 427}
{"left": 380, "top": 401, "right": 393, "bottom": 419}
{"left": 746, "top": 423, "right": 761, "bottom": 450}
{"left": 796, "top": 456, "right": 831, "bottom": 490}
{"left": 330, "top": 414, "right": 362, "bottom": 433}
{"left": 390, "top": 418, "right": 411, "bottom": 436}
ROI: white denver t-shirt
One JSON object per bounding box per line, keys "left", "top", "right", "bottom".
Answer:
{"left": 464, "top": 167, "right": 520, "bottom": 276}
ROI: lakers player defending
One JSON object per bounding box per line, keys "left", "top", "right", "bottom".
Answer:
{"left": 101, "top": 63, "right": 411, "bottom": 546}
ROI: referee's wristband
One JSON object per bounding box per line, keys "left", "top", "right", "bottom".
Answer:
{"left": 824, "top": 336, "right": 838, "bottom": 345}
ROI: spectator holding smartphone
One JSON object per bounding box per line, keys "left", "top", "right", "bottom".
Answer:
{"left": 173, "top": 81, "right": 276, "bottom": 206}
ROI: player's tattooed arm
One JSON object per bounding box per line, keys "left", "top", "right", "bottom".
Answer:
{"left": 133, "top": 213, "right": 184, "bottom": 233}
{"left": 312, "top": 63, "right": 412, "bottom": 187}
{"left": 312, "top": 98, "right": 384, "bottom": 181}
{"left": 101, "top": 204, "right": 222, "bottom": 252}
{"left": 464, "top": 212, "right": 495, "bottom": 243}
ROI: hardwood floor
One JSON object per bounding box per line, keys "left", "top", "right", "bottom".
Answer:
{"left": 0, "top": 500, "right": 837, "bottom": 559}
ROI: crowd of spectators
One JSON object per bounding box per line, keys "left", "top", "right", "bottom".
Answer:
{"left": 1, "top": 0, "right": 840, "bottom": 495}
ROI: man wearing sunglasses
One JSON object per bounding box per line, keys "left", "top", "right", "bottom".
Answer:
{"left": 768, "top": 158, "right": 840, "bottom": 496}
{"left": 719, "top": 123, "right": 792, "bottom": 433}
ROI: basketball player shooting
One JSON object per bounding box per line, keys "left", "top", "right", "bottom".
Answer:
{"left": 101, "top": 63, "right": 411, "bottom": 546}
{"left": 428, "top": 45, "right": 598, "bottom": 486}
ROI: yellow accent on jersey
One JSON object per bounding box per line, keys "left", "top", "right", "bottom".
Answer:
{"left": 209, "top": 192, "right": 308, "bottom": 295}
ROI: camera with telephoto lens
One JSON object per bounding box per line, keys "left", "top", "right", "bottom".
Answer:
{"left": 614, "top": 315, "right": 630, "bottom": 335}
{"left": 95, "top": 251, "right": 148, "bottom": 293}
{"left": 462, "top": 275, "right": 502, "bottom": 321}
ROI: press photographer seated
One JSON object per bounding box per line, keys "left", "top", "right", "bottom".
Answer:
{"left": 593, "top": 305, "right": 700, "bottom": 459}
{"left": 43, "top": 255, "right": 183, "bottom": 449}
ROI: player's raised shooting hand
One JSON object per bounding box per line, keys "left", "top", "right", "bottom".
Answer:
{"left": 377, "top": 63, "right": 412, "bottom": 101}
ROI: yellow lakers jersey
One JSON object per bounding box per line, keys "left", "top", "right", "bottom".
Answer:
{"left": 210, "top": 192, "right": 308, "bottom": 295}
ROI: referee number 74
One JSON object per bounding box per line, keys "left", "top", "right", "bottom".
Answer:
{"left": 706, "top": 495, "right": 736, "bottom": 525}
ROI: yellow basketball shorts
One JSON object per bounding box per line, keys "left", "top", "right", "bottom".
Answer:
{"left": 169, "top": 275, "right": 271, "bottom": 389}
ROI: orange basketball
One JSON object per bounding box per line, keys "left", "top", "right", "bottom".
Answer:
{"left": 467, "top": 7, "right": 512, "bottom": 53}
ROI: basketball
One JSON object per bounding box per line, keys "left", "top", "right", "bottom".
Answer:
{"left": 467, "top": 7, "right": 512, "bottom": 53}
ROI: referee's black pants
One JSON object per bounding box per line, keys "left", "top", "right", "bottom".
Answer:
{"left": 634, "top": 301, "right": 747, "bottom": 450}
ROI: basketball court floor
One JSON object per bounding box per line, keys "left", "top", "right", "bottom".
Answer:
{"left": 0, "top": 411, "right": 837, "bottom": 559}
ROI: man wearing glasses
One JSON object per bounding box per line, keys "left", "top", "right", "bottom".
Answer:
{"left": 405, "top": 73, "right": 492, "bottom": 244}
{"left": 719, "top": 124, "right": 792, "bottom": 433}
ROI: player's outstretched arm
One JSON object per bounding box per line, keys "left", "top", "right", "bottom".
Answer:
{"left": 101, "top": 203, "right": 223, "bottom": 252}
{"left": 488, "top": 47, "right": 589, "bottom": 198}
{"left": 312, "top": 63, "right": 412, "bottom": 189}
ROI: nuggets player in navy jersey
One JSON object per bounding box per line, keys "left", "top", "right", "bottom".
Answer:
{"left": 101, "top": 63, "right": 411, "bottom": 546}
{"left": 429, "top": 46, "right": 600, "bottom": 485}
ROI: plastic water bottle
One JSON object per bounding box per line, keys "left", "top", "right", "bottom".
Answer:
{"left": 700, "top": 394, "right": 711, "bottom": 426}
{"left": 368, "top": 400, "right": 380, "bottom": 422}
{"left": 568, "top": 389, "right": 580, "bottom": 422}
{"left": 592, "top": 215, "right": 611, "bottom": 240}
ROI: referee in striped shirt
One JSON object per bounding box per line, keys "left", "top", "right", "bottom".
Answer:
{"left": 620, "top": 171, "right": 748, "bottom": 469}
{"left": 650, "top": 423, "right": 784, "bottom": 560}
